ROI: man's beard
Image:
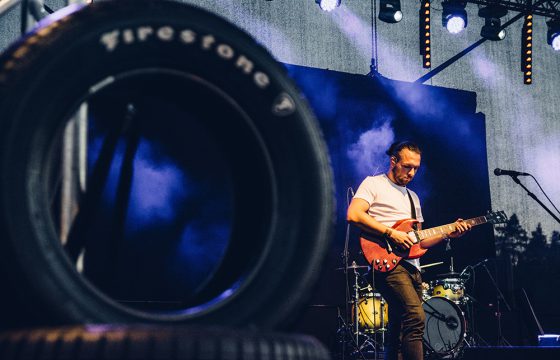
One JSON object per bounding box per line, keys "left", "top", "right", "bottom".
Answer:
{"left": 392, "top": 168, "right": 411, "bottom": 186}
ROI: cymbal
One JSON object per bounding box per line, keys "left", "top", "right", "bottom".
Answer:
{"left": 307, "top": 304, "right": 344, "bottom": 308}
{"left": 336, "top": 264, "right": 369, "bottom": 270}
{"left": 434, "top": 272, "right": 463, "bottom": 279}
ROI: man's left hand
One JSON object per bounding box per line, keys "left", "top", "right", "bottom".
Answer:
{"left": 448, "top": 218, "right": 471, "bottom": 238}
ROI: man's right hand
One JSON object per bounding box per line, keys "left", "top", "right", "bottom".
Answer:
{"left": 389, "top": 229, "right": 415, "bottom": 249}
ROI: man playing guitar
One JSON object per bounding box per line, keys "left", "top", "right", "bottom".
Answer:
{"left": 347, "top": 140, "right": 471, "bottom": 360}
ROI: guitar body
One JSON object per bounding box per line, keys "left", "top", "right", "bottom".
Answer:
{"left": 360, "top": 219, "right": 427, "bottom": 273}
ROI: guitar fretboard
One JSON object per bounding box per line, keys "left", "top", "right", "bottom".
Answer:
{"left": 417, "top": 216, "right": 488, "bottom": 240}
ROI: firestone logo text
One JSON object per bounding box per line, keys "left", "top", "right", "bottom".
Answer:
{"left": 100, "top": 26, "right": 271, "bottom": 90}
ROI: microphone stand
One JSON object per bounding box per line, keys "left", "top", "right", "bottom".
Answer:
{"left": 507, "top": 175, "right": 560, "bottom": 224}
{"left": 481, "top": 261, "right": 512, "bottom": 346}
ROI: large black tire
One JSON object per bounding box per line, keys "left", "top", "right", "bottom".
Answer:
{"left": 0, "top": 325, "right": 331, "bottom": 360}
{"left": 0, "top": 0, "right": 334, "bottom": 328}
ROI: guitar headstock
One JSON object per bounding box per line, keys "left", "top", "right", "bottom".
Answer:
{"left": 486, "top": 210, "right": 508, "bottom": 225}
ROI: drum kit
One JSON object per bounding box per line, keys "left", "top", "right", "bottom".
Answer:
{"left": 339, "top": 259, "right": 482, "bottom": 360}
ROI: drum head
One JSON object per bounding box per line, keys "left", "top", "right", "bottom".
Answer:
{"left": 422, "top": 297, "right": 465, "bottom": 357}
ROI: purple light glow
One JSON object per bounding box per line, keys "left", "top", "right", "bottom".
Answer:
{"left": 347, "top": 121, "right": 395, "bottom": 179}
{"left": 127, "top": 141, "right": 188, "bottom": 227}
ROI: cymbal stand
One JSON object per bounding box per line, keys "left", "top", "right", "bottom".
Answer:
{"left": 340, "top": 187, "right": 369, "bottom": 360}
{"left": 352, "top": 261, "right": 377, "bottom": 359}
{"left": 381, "top": 298, "right": 386, "bottom": 349}
{"left": 335, "top": 264, "right": 370, "bottom": 360}
{"left": 460, "top": 267, "right": 476, "bottom": 348}
{"left": 370, "top": 266, "right": 385, "bottom": 354}
{"left": 353, "top": 265, "right": 360, "bottom": 345}
{"left": 352, "top": 265, "right": 375, "bottom": 359}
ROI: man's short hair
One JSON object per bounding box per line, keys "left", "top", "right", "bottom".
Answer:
{"left": 386, "top": 140, "right": 422, "bottom": 161}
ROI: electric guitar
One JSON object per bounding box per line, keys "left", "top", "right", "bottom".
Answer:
{"left": 361, "top": 210, "right": 507, "bottom": 272}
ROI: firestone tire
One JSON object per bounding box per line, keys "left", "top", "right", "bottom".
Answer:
{"left": 0, "top": 0, "right": 334, "bottom": 329}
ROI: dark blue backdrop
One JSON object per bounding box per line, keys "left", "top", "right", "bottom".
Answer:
{"left": 285, "top": 64, "right": 494, "bottom": 273}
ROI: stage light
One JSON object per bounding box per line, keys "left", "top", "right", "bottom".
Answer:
{"left": 446, "top": 17, "right": 466, "bottom": 34}
{"left": 379, "top": 0, "right": 403, "bottom": 23}
{"left": 442, "top": 1, "right": 467, "bottom": 34}
{"left": 552, "top": 35, "right": 560, "bottom": 50}
{"left": 419, "top": 0, "right": 431, "bottom": 68}
{"left": 521, "top": 14, "right": 533, "bottom": 84}
{"left": 315, "top": 0, "right": 340, "bottom": 12}
{"left": 480, "top": 19, "right": 506, "bottom": 41}
{"left": 547, "top": 20, "right": 560, "bottom": 51}
{"left": 479, "top": 6, "right": 508, "bottom": 41}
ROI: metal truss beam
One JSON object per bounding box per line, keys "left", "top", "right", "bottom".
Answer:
{"left": 465, "top": 0, "right": 560, "bottom": 19}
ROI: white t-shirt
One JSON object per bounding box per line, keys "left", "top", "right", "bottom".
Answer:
{"left": 354, "top": 174, "right": 424, "bottom": 269}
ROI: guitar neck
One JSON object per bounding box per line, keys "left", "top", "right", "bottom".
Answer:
{"left": 416, "top": 216, "right": 488, "bottom": 240}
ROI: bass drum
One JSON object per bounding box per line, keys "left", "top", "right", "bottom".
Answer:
{"left": 422, "top": 297, "right": 466, "bottom": 359}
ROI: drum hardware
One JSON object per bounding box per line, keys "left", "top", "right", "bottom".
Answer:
{"left": 340, "top": 198, "right": 368, "bottom": 360}
{"left": 452, "top": 259, "right": 512, "bottom": 347}
{"left": 421, "top": 282, "right": 432, "bottom": 302}
{"left": 350, "top": 265, "right": 388, "bottom": 333}
{"left": 336, "top": 259, "right": 388, "bottom": 360}
{"left": 336, "top": 305, "right": 369, "bottom": 360}
{"left": 339, "top": 190, "right": 388, "bottom": 359}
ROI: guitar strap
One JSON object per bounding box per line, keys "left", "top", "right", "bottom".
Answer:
{"left": 406, "top": 189, "right": 418, "bottom": 231}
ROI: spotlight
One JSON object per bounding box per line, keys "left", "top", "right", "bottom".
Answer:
{"left": 521, "top": 14, "right": 533, "bottom": 84}
{"left": 315, "top": 0, "right": 340, "bottom": 12}
{"left": 479, "top": 6, "right": 508, "bottom": 41}
{"left": 442, "top": 1, "right": 467, "bottom": 34}
{"left": 379, "top": 0, "right": 403, "bottom": 23}
{"left": 481, "top": 22, "right": 506, "bottom": 41}
{"left": 547, "top": 19, "right": 560, "bottom": 51}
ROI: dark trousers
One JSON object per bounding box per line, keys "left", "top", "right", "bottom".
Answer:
{"left": 373, "top": 262, "right": 425, "bottom": 360}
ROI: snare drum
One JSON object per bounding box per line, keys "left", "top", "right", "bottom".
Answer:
{"left": 430, "top": 277, "right": 465, "bottom": 304}
{"left": 353, "top": 292, "right": 389, "bottom": 331}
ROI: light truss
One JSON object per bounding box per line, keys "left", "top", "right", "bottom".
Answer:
{"left": 465, "top": 0, "right": 560, "bottom": 19}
